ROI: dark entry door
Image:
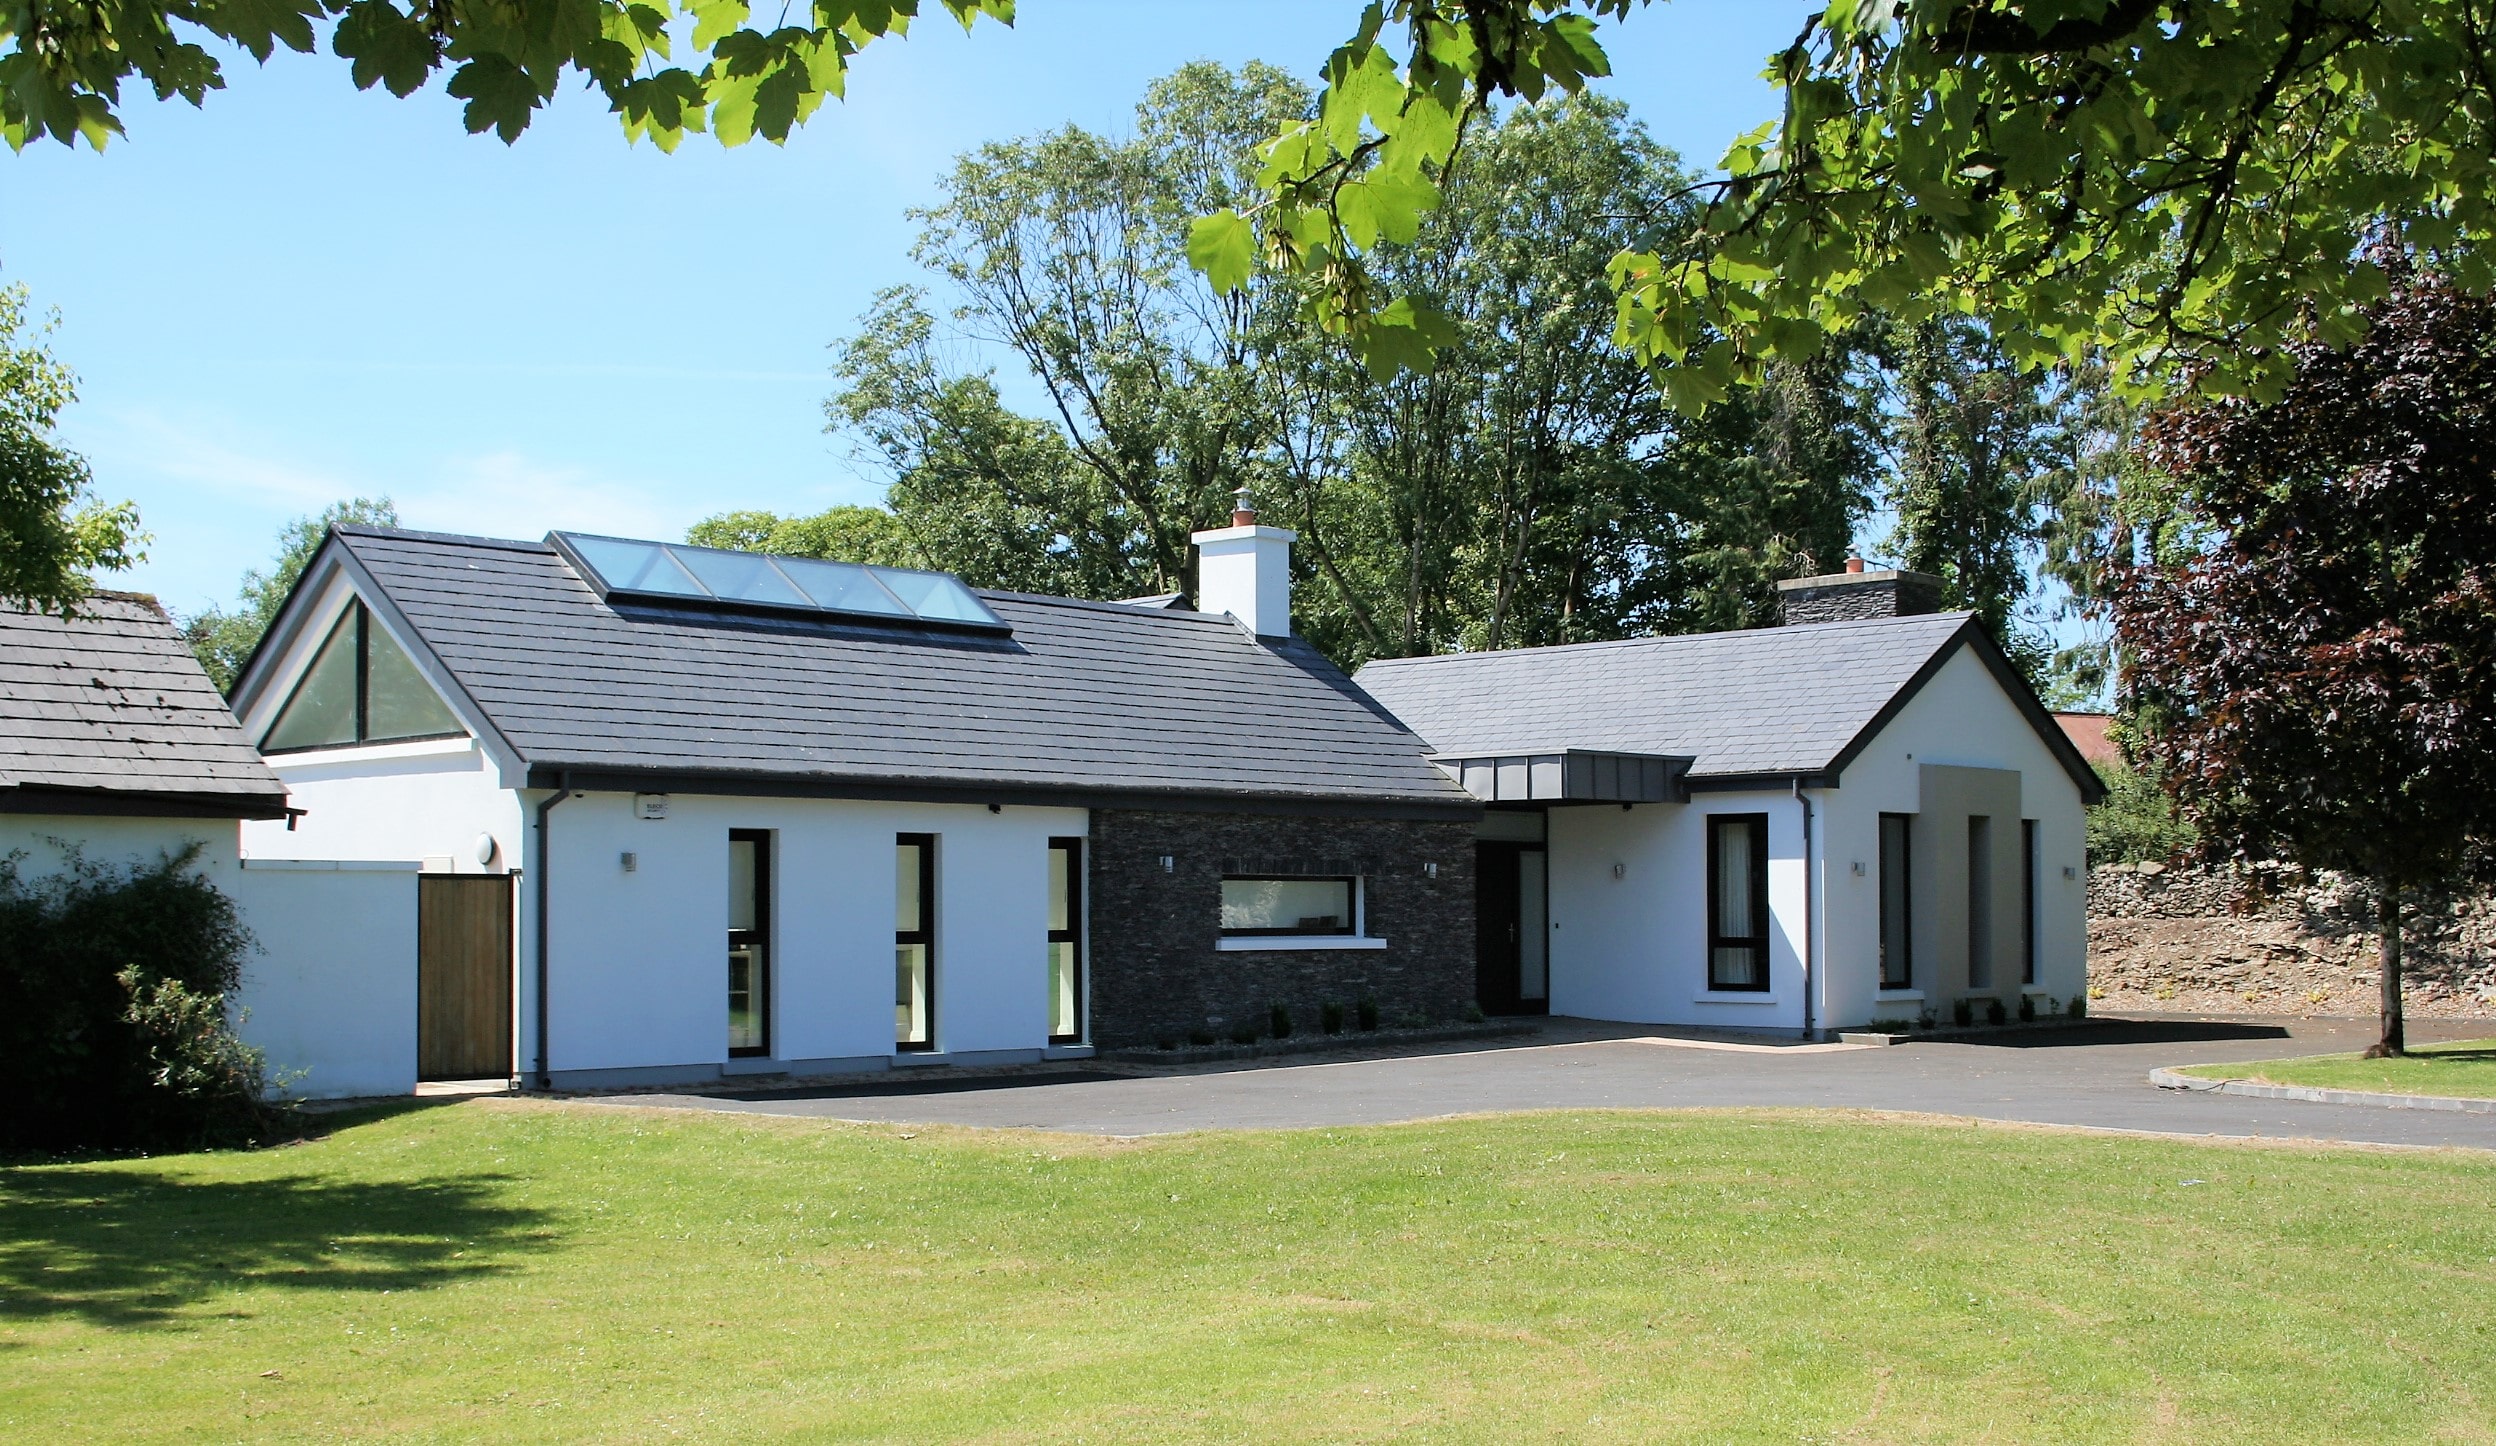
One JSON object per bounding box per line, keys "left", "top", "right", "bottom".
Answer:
{"left": 1475, "top": 842, "right": 1549, "bottom": 1016}
{"left": 418, "top": 875, "right": 515, "bottom": 1080}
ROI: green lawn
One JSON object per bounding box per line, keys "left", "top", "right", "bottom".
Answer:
{"left": 2175, "top": 1037, "right": 2496, "bottom": 1100}
{"left": 5, "top": 1102, "right": 2496, "bottom": 1442}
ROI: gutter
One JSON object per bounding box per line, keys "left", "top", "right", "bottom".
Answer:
{"left": 1795, "top": 779, "right": 1817, "bottom": 1042}
{"left": 531, "top": 774, "right": 573, "bottom": 1090}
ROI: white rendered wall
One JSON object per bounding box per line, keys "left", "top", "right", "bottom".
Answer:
{"left": 227, "top": 860, "right": 421, "bottom": 1099}
{"left": 1545, "top": 791, "right": 1807, "bottom": 1031}
{"left": 529, "top": 791, "right": 1088, "bottom": 1079}
{"left": 1, "top": 815, "right": 240, "bottom": 885}
{"left": 242, "top": 737, "right": 524, "bottom": 875}
{"left": 1815, "top": 646, "right": 2091, "bottom": 1029}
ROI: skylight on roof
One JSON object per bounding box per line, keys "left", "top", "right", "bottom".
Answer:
{"left": 550, "top": 533, "right": 1008, "bottom": 633}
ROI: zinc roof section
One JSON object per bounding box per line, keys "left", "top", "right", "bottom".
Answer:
{"left": 332, "top": 528, "right": 1466, "bottom": 808}
{"left": 1353, "top": 613, "right": 1976, "bottom": 781}
{"left": 0, "top": 594, "right": 291, "bottom": 814}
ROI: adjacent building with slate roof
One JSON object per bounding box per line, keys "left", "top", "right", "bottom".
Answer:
{"left": 229, "top": 521, "right": 1477, "bottom": 1089}
{"left": 1356, "top": 588, "right": 2105, "bottom": 1035}
{"left": 2, "top": 593, "right": 289, "bottom": 821}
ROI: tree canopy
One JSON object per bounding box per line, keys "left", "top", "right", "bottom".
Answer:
{"left": 0, "top": 283, "right": 141, "bottom": 614}
{"left": 2109, "top": 259, "right": 2496, "bottom": 1053}
{"left": 182, "top": 496, "right": 397, "bottom": 689}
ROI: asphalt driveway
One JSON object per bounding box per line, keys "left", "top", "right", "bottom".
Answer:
{"left": 582, "top": 1014, "right": 2496, "bottom": 1150}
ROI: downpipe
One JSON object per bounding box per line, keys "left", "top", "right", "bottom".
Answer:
{"left": 1795, "top": 779, "right": 1817, "bottom": 1042}
{"left": 531, "top": 775, "right": 573, "bottom": 1091}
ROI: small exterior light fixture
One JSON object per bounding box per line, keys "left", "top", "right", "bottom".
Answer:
{"left": 474, "top": 832, "right": 499, "bottom": 867}
{"left": 620, "top": 851, "right": 638, "bottom": 873}
{"left": 1612, "top": 862, "right": 1626, "bottom": 880}
{"left": 1851, "top": 860, "right": 1867, "bottom": 877}
{"left": 2063, "top": 865, "right": 2079, "bottom": 880}
{"left": 1159, "top": 855, "right": 1174, "bottom": 873}
{"left": 1424, "top": 861, "right": 1439, "bottom": 879}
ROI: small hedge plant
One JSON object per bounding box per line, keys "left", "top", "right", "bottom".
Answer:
{"left": 0, "top": 842, "right": 276, "bottom": 1154}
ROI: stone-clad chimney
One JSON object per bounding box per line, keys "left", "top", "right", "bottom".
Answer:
{"left": 1190, "top": 487, "right": 1295, "bottom": 637}
{"left": 1775, "top": 558, "right": 1945, "bottom": 625}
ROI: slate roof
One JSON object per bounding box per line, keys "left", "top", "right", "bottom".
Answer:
{"left": 271, "top": 528, "right": 1468, "bottom": 812}
{"left": 1356, "top": 612, "right": 2100, "bottom": 797}
{"left": 1, "top": 593, "right": 291, "bottom": 817}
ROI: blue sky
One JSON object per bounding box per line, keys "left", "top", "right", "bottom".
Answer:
{"left": 4, "top": 1, "right": 1813, "bottom": 615}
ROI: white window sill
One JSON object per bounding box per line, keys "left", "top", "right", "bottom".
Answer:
{"left": 265, "top": 734, "right": 473, "bottom": 766}
{"left": 1691, "top": 991, "right": 1785, "bottom": 1006}
{"left": 1876, "top": 988, "right": 1926, "bottom": 1003}
{"left": 1216, "top": 936, "right": 1390, "bottom": 952}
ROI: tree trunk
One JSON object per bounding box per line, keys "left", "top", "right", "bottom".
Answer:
{"left": 2364, "top": 885, "right": 2406, "bottom": 1058}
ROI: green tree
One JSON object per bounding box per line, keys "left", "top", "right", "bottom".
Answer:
{"left": 0, "top": 283, "right": 141, "bottom": 614}
{"left": 2109, "top": 259, "right": 2496, "bottom": 1056}
{"left": 684, "top": 505, "right": 913, "bottom": 568}
{"left": 183, "top": 496, "right": 396, "bottom": 691}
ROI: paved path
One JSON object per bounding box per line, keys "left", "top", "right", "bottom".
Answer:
{"left": 582, "top": 1015, "right": 2496, "bottom": 1151}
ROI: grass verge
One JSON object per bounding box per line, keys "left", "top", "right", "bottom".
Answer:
{"left": 2174, "top": 1036, "right": 2496, "bottom": 1099}
{"left": 5, "top": 1100, "right": 2495, "bottom": 1442}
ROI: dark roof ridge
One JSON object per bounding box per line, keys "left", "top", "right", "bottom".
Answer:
{"left": 1361, "top": 610, "right": 1974, "bottom": 669}
{"left": 334, "top": 524, "right": 555, "bottom": 553}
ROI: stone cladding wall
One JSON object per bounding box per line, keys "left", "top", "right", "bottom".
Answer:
{"left": 2087, "top": 863, "right": 2496, "bottom": 1017}
{"left": 1085, "top": 808, "right": 1477, "bottom": 1048}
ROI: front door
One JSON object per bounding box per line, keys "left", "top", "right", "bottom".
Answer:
{"left": 417, "top": 874, "right": 515, "bottom": 1080}
{"left": 1475, "top": 843, "right": 1549, "bottom": 1016}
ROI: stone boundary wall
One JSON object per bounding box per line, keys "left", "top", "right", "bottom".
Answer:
{"left": 2087, "top": 863, "right": 2496, "bottom": 1017}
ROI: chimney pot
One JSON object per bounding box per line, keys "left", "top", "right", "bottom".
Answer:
{"left": 1845, "top": 556, "right": 1865, "bottom": 574}
{"left": 1230, "top": 484, "right": 1256, "bottom": 528}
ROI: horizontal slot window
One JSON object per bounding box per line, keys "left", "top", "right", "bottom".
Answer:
{"left": 1221, "top": 877, "right": 1356, "bottom": 937}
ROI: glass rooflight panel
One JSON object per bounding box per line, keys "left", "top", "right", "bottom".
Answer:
{"left": 566, "top": 534, "right": 710, "bottom": 600}
{"left": 674, "top": 545, "right": 811, "bottom": 608}
{"left": 869, "top": 566, "right": 1003, "bottom": 626}
{"left": 774, "top": 555, "right": 911, "bottom": 616}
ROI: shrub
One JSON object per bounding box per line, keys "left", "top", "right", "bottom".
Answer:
{"left": 1464, "top": 1003, "right": 1486, "bottom": 1023}
{"left": 0, "top": 842, "right": 274, "bottom": 1154}
{"left": 1188, "top": 1029, "right": 1217, "bottom": 1047}
{"left": 1356, "top": 996, "right": 1380, "bottom": 1031}
{"left": 2087, "top": 759, "right": 2198, "bottom": 867}
{"left": 1321, "top": 1001, "right": 1344, "bottom": 1035}
{"left": 1985, "top": 998, "right": 2008, "bottom": 1027}
{"left": 1952, "top": 998, "right": 1975, "bottom": 1028}
{"left": 2018, "top": 994, "right": 2037, "bottom": 1022}
{"left": 2067, "top": 995, "right": 2088, "bottom": 1020}
{"left": 1268, "top": 1002, "right": 1293, "bottom": 1039}
{"left": 1228, "top": 1021, "right": 1260, "bottom": 1046}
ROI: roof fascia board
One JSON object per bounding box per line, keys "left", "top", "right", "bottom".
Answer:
{"left": 0, "top": 785, "right": 292, "bottom": 820}
{"left": 1684, "top": 771, "right": 1839, "bottom": 793}
{"left": 226, "top": 531, "right": 353, "bottom": 721}
{"left": 1818, "top": 619, "right": 2110, "bottom": 805}
{"left": 529, "top": 767, "right": 1482, "bottom": 822}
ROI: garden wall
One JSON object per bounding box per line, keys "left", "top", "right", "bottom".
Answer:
{"left": 2087, "top": 863, "right": 2496, "bottom": 1017}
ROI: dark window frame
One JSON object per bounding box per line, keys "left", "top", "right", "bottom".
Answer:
{"left": 261, "top": 600, "right": 466, "bottom": 755}
{"left": 727, "top": 828, "right": 771, "bottom": 1059}
{"left": 2022, "top": 818, "right": 2039, "bottom": 986}
{"left": 1218, "top": 875, "right": 1360, "bottom": 938}
{"left": 1705, "top": 813, "right": 1772, "bottom": 992}
{"left": 1047, "top": 837, "right": 1083, "bottom": 1044}
{"left": 1879, "top": 812, "right": 1914, "bottom": 990}
{"left": 1967, "top": 815, "right": 1994, "bottom": 990}
{"left": 896, "top": 832, "right": 936, "bottom": 1051}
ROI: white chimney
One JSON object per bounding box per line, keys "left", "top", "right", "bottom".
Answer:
{"left": 1190, "top": 487, "right": 1294, "bottom": 638}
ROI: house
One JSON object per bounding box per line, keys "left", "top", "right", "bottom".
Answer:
{"left": 1355, "top": 565, "right": 2108, "bottom": 1034}
{"left": 2052, "top": 711, "right": 2123, "bottom": 773}
{"left": 1, "top": 593, "right": 418, "bottom": 1098}
{"left": 225, "top": 512, "right": 1479, "bottom": 1089}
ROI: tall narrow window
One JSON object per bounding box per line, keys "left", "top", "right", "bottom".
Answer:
{"left": 262, "top": 601, "right": 464, "bottom": 752}
{"left": 1966, "top": 815, "right": 1994, "bottom": 989}
{"left": 896, "top": 834, "right": 934, "bottom": 1050}
{"left": 1047, "top": 838, "right": 1082, "bottom": 1043}
{"left": 1706, "top": 813, "right": 1771, "bottom": 991}
{"left": 1879, "top": 813, "right": 1914, "bottom": 989}
{"left": 2022, "top": 818, "right": 2039, "bottom": 986}
{"left": 727, "top": 830, "right": 770, "bottom": 1057}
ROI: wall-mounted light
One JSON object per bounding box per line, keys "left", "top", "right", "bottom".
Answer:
{"left": 474, "top": 832, "right": 500, "bottom": 867}
{"left": 620, "top": 851, "right": 638, "bottom": 873}
{"left": 1424, "top": 860, "right": 1439, "bottom": 879}
{"left": 2063, "top": 866, "right": 2079, "bottom": 880}
{"left": 1612, "top": 862, "right": 1626, "bottom": 880}
{"left": 1159, "top": 855, "right": 1174, "bottom": 874}
{"left": 1851, "top": 860, "right": 1866, "bottom": 877}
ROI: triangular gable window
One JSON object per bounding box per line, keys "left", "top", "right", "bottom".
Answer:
{"left": 262, "top": 601, "right": 465, "bottom": 752}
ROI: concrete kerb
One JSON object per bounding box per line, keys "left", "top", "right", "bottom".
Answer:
{"left": 2150, "top": 1067, "right": 2496, "bottom": 1114}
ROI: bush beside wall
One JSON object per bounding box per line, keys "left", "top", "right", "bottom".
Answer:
{"left": 0, "top": 843, "right": 274, "bottom": 1153}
